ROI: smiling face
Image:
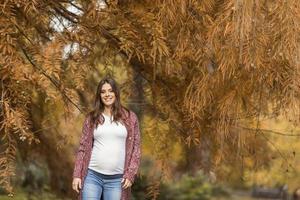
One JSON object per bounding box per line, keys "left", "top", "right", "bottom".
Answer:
{"left": 100, "top": 83, "right": 116, "bottom": 108}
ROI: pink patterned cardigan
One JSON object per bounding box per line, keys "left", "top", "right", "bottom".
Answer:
{"left": 73, "top": 108, "right": 141, "bottom": 200}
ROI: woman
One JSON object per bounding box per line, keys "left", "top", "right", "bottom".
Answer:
{"left": 72, "top": 77, "right": 141, "bottom": 200}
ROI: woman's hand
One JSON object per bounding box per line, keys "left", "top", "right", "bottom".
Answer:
{"left": 72, "top": 178, "right": 82, "bottom": 193}
{"left": 121, "top": 178, "right": 132, "bottom": 189}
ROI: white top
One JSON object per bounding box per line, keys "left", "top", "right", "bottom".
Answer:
{"left": 88, "top": 113, "right": 128, "bottom": 175}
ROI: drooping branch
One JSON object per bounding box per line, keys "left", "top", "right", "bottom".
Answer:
{"left": 237, "top": 125, "right": 300, "bottom": 137}
{"left": 20, "top": 47, "right": 83, "bottom": 113}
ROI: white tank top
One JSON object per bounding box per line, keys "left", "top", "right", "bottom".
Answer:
{"left": 88, "top": 113, "right": 127, "bottom": 175}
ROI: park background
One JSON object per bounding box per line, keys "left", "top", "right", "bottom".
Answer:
{"left": 0, "top": 0, "right": 300, "bottom": 199}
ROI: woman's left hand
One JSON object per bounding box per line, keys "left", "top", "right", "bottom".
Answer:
{"left": 121, "top": 178, "right": 132, "bottom": 189}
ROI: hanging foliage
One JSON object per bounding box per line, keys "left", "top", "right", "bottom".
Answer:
{"left": 1, "top": 0, "right": 300, "bottom": 197}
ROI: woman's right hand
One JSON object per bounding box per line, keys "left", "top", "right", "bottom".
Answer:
{"left": 72, "top": 178, "right": 82, "bottom": 193}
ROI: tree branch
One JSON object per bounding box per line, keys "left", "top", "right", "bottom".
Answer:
{"left": 237, "top": 125, "right": 300, "bottom": 137}
{"left": 20, "top": 47, "right": 83, "bottom": 113}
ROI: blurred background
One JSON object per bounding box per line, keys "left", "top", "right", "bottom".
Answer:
{"left": 1, "top": 0, "right": 300, "bottom": 199}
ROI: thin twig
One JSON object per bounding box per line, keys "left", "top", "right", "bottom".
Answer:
{"left": 237, "top": 125, "right": 300, "bottom": 137}
{"left": 68, "top": 1, "right": 84, "bottom": 12}
{"left": 259, "top": 130, "right": 296, "bottom": 172}
{"left": 238, "top": 122, "right": 297, "bottom": 171}
{"left": 0, "top": 78, "right": 5, "bottom": 118}
{"left": 31, "top": 124, "right": 57, "bottom": 134}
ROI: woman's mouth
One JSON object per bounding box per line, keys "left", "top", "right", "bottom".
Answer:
{"left": 104, "top": 97, "right": 113, "bottom": 101}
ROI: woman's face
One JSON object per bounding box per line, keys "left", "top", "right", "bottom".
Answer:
{"left": 100, "top": 83, "right": 116, "bottom": 108}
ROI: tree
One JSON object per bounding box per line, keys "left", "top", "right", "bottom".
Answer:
{"left": 1, "top": 0, "right": 299, "bottom": 197}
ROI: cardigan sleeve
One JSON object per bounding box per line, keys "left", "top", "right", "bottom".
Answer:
{"left": 123, "top": 113, "right": 141, "bottom": 183}
{"left": 72, "top": 115, "right": 91, "bottom": 179}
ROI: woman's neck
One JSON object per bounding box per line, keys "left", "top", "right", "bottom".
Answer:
{"left": 103, "top": 107, "right": 112, "bottom": 116}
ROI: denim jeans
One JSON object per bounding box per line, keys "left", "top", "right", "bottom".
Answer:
{"left": 82, "top": 168, "right": 123, "bottom": 200}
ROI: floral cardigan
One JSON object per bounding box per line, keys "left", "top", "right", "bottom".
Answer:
{"left": 73, "top": 108, "right": 141, "bottom": 200}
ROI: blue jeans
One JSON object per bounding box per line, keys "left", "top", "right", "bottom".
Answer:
{"left": 82, "top": 168, "right": 123, "bottom": 200}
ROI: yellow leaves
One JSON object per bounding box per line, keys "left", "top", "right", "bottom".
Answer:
{"left": 115, "top": 6, "right": 170, "bottom": 65}
{"left": 0, "top": 153, "right": 15, "bottom": 193}
{"left": 217, "top": 89, "right": 238, "bottom": 119}
{"left": 184, "top": 135, "right": 200, "bottom": 148}
{"left": 165, "top": 58, "right": 182, "bottom": 76}
{"left": 35, "top": 40, "right": 63, "bottom": 79}
{"left": 0, "top": 100, "right": 18, "bottom": 194}
{"left": 184, "top": 75, "right": 214, "bottom": 119}
{"left": 22, "top": 0, "right": 38, "bottom": 15}
{"left": 149, "top": 22, "right": 169, "bottom": 64}
{"left": 0, "top": 24, "right": 17, "bottom": 57}
{"left": 119, "top": 40, "right": 134, "bottom": 61}
{"left": 117, "top": 20, "right": 147, "bottom": 63}
{"left": 2, "top": 99, "right": 35, "bottom": 144}
{"left": 146, "top": 179, "right": 161, "bottom": 200}
{"left": 64, "top": 87, "right": 79, "bottom": 107}
{"left": 223, "top": 22, "right": 232, "bottom": 37}
{"left": 150, "top": 30, "right": 170, "bottom": 64}
{"left": 172, "top": 27, "right": 192, "bottom": 61}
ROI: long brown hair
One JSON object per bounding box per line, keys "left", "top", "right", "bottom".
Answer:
{"left": 88, "top": 77, "right": 129, "bottom": 127}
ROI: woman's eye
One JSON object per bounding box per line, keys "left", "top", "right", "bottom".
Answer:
{"left": 100, "top": 90, "right": 113, "bottom": 94}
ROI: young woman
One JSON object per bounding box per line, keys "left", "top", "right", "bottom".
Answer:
{"left": 72, "top": 77, "right": 141, "bottom": 200}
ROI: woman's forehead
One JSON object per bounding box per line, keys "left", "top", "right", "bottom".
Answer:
{"left": 101, "top": 83, "right": 112, "bottom": 89}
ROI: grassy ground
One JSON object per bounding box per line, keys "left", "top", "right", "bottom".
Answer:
{"left": 0, "top": 189, "right": 71, "bottom": 200}
{"left": 212, "top": 195, "right": 269, "bottom": 200}
{"left": 0, "top": 189, "right": 280, "bottom": 200}
{"left": 212, "top": 190, "right": 283, "bottom": 200}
